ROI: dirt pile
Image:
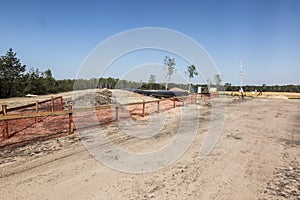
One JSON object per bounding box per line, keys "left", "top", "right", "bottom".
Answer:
{"left": 94, "top": 89, "right": 112, "bottom": 105}
{"left": 72, "top": 89, "right": 112, "bottom": 107}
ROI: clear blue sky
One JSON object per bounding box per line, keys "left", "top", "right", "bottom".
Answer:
{"left": 0, "top": 0, "right": 299, "bottom": 85}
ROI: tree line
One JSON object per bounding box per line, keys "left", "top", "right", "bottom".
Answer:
{"left": 0, "top": 48, "right": 75, "bottom": 98}
{"left": 0, "top": 49, "right": 188, "bottom": 98}
{"left": 224, "top": 83, "right": 300, "bottom": 93}
{"left": 0, "top": 48, "right": 299, "bottom": 98}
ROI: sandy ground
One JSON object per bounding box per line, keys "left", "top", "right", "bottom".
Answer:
{"left": 223, "top": 91, "right": 300, "bottom": 99}
{"left": 0, "top": 97, "right": 299, "bottom": 199}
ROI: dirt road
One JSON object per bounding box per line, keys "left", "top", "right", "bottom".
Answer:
{"left": 0, "top": 97, "right": 299, "bottom": 199}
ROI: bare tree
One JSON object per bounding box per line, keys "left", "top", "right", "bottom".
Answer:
{"left": 148, "top": 74, "right": 156, "bottom": 83}
{"left": 206, "top": 78, "right": 211, "bottom": 89}
{"left": 214, "top": 74, "right": 222, "bottom": 90}
{"left": 186, "top": 65, "right": 198, "bottom": 92}
{"left": 164, "top": 56, "right": 176, "bottom": 90}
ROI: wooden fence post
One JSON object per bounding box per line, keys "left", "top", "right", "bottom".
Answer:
{"left": 182, "top": 97, "right": 185, "bottom": 106}
{"left": 68, "top": 105, "right": 74, "bottom": 134}
{"left": 59, "top": 96, "right": 63, "bottom": 111}
{"left": 157, "top": 101, "right": 160, "bottom": 113}
{"left": 51, "top": 96, "right": 54, "bottom": 112}
{"left": 2, "top": 105, "right": 8, "bottom": 139}
{"left": 115, "top": 106, "right": 119, "bottom": 121}
{"left": 173, "top": 99, "right": 176, "bottom": 108}
{"left": 35, "top": 100, "right": 39, "bottom": 123}
{"left": 142, "top": 100, "right": 145, "bottom": 117}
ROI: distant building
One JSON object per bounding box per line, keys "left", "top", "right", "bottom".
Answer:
{"left": 193, "top": 85, "right": 209, "bottom": 94}
{"left": 209, "top": 87, "right": 217, "bottom": 93}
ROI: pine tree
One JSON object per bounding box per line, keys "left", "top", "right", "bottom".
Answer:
{"left": 0, "top": 48, "right": 26, "bottom": 97}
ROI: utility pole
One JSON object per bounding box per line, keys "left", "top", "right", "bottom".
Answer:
{"left": 239, "top": 61, "right": 244, "bottom": 98}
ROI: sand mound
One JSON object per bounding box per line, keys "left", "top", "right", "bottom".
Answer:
{"left": 267, "top": 95, "right": 289, "bottom": 99}
{"left": 169, "top": 87, "right": 188, "bottom": 92}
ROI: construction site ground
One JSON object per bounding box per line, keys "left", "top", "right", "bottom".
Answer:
{"left": 0, "top": 91, "right": 299, "bottom": 200}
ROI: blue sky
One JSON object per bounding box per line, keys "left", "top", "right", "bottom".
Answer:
{"left": 0, "top": 0, "right": 299, "bottom": 85}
